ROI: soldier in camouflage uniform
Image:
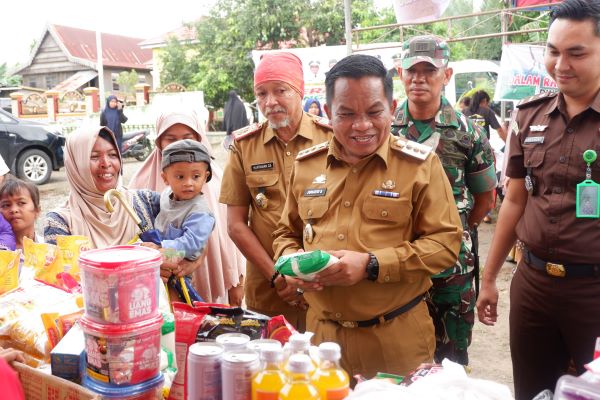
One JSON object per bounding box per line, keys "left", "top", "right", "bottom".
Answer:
{"left": 391, "top": 35, "right": 497, "bottom": 365}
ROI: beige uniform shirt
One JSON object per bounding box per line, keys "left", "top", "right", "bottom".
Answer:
{"left": 219, "top": 112, "right": 333, "bottom": 316}
{"left": 273, "top": 134, "right": 462, "bottom": 322}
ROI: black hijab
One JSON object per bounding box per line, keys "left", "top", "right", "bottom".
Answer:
{"left": 223, "top": 90, "right": 248, "bottom": 135}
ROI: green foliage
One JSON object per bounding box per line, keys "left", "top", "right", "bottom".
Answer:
{"left": 116, "top": 70, "right": 139, "bottom": 100}
{"left": 159, "top": 35, "right": 200, "bottom": 89}
{"left": 0, "top": 63, "right": 22, "bottom": 87}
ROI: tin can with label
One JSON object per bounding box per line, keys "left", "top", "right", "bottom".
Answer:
{"left": 187, "top": 342, "right": 224, "bottom": 400}
{"left": 216, "top": 333, "right": 251, "bottom": 353}
{"left": 221, "top": 350, "right": 260, "bottom": 400}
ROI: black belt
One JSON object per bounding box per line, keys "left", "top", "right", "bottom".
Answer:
{"left": 334, "top": 295, "right": 423, "bottom": 328}
{"left": 523, "top": 247, "right": 600, "bottom": 278}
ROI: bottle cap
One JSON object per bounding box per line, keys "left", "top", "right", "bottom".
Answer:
{"left": 318, "top": 342, "right": 341, "bottom": 361}
{"left": 289, "top": 332, "right": 312, "bottom": 351}
{"left": 288, "top": 354, "right": 312, "bottom": 373}
{"left": 260, "top": 344, "right": 283, "bottom": 363}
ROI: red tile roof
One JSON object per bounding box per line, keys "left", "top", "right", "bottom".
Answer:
{"left": 139, "top": 24, "right": 198, "bottom": 49}
{"left": 52, "top": 24, "right": 152, "bottom": 69}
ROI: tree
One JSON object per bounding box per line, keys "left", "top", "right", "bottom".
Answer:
{"left": 116, "top": 70, "right": 139, "bottom": 101}
{"left": 159, "top": 35, "right": 200, "bottom": 89}
{"left": 0, "top": 63, "right": 22, "bottom": 87}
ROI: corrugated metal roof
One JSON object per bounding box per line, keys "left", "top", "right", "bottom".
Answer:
{"left": 52, "top": 24, "right": 152, "bottom": 70}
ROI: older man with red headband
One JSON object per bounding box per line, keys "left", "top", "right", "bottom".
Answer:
{"left": 219, "top": 52, "right": 333, "bottom": 330}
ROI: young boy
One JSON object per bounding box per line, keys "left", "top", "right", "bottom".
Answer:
{"left": 154, "top": 139, "right": 215, "bottom": 262}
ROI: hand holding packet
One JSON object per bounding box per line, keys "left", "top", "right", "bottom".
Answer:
{"left": 274, "top": 250, "right": 339, "bottom": 281}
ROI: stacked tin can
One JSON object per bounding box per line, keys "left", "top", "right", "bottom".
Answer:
{"left": 78, "top": 246, "right": 164, "bottom": 399}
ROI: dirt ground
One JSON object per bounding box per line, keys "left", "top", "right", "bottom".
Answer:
{"left": 37, "top": 136, "right": 516, "bottom": 393}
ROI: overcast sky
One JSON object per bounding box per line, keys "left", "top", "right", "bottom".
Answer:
{"left": 0, "top": 0, "right": 216, "bottom": 67}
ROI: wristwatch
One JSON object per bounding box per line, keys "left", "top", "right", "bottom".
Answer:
{"left": 366, "top": 252, "right": 379, "bottom": 281}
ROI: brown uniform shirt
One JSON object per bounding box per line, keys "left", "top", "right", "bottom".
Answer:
{"left": 219, "top": 112, "right": 333, "bottom": 315}
{"left": 507, "top": 91, "right": 600, "bottom": 263}
{"left": 273, "top": 134, "right": 463, "bottom": 322}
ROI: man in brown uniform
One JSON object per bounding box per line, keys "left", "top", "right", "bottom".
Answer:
{"left": 477, "top": 1, "right": 600, "bottom": 398}
{"left": 272, "top": 54, "right": 462, "bottom": 378}
{"left": 219, "top": 52, "right": 332, "bottom": 330}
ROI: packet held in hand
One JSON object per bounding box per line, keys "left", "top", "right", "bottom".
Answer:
{"left": 274, "top": 250, "right": 339, "bottom": 281}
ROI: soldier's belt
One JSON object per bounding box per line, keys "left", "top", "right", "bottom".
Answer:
{"left": 523, "top": 247, "right": 600, "bottom": 278}
{"left": 333, "top": 295, "right": 423, "bottom": 328}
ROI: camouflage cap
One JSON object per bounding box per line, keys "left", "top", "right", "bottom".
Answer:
{"left": 401, "top": 35, "right": 450, "bottom": 69}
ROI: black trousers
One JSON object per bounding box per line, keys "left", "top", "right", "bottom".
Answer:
{"left": 510, "top": 260, "right": 600, "bottom": 400}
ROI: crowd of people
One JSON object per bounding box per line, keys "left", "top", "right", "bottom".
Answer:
{"left": 1, "top": 0, "right": 599, "bottom": 398}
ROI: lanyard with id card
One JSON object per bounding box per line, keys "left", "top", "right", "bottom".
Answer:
{"left": 576, "top": 150, "right": 600, "bottom": 218}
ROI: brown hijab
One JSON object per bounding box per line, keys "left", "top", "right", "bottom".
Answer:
{"left": 54, "top": 126, "right": 138, "bottom": 249}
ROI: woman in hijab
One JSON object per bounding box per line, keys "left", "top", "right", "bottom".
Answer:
{"left": 303, "top": 97, "right": 323, "bottom": 117}
{"left": 129, "top": 111, "right": 246, "bottom": 305}
{"left": 223, "top": 90, "right": 248, "bottom": 136}
{"left": 100, "top": 95, "right": 128, "bottom": 151}
{"left": 44, "top": 126, "right": 159, "bottom": 248}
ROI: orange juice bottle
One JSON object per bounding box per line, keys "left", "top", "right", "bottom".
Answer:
{"left": 283, "top": 333, "right": 316, "bottom": 375}
{"left": 279, "top": 354, "right": 319, "bottom": 400}
{"left": 312, "top": 342, "right": 350, "bottom": 399}
{"left": 252, "top": 344, "right": 286, "bottom": 400}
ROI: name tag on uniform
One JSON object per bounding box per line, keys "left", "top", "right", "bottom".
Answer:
{"left": 304, "top": 188, "right": 327, "bottom": 197}
{"left": 251, "top": 162, "right": 274, "bottom": 171}
{"left": 524, "top": 136, "right": 545, "bottom": 144}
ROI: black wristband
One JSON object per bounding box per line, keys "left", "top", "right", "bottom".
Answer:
{"left": 366, "top": 252, "right": 379, "bottom": 281}
{"left": 270, "top": 271, "right": 280, "bottom": 288}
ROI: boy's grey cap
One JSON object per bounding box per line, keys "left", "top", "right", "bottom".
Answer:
{"left": 161, "top": 139, "right": 212, "bottom": 181}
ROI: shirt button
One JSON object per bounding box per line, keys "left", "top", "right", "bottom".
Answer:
{"left": 307, "top": 210, "right": 313, "bottom": 216}
{"left": 259, "top": 177, "right": 264, "bottom": 183}
{"left": 381, "top": 210, "right": 389, "bottom": 217}
{"left": 352, "top": 168, "right": 358, "bottom": 173}
{"left": 567, "top": 128, "right": 574, "bottom": 134}
{"left": 337, "top": 234, "right": 345, "bottom": 240}
{"left": 553, "top": 187, "right": 563, "bottom": 194}
{"left": 344, "top": 201, "right": 351, "bottom": 207}
{"left": 549, "top": 248, "right": 555, "bottom": 254}
{"left": 550, "top": 217, "right": 557, "bottom": 224}
{"left": 559, "top": 156, "right": 566, "bottom": 163}
{"left": 335, "top": 312, "right": 342, "bottom": 318}
{"left": 384, "top": 276, "right": 390, "bottom": 282}
{"left": 286, "top": 151, "right": 291, "bottom": 156}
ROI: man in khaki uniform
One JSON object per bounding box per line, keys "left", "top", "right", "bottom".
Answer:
{"left": 219, "top": 52, "right": 332, "bottom": 330}
{"left": 273, "top": 54, "right": 462, "bottom": 377}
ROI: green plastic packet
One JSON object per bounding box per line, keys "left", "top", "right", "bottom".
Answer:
{"left": 274, "top": 250, "right": 339, "bottom": 281}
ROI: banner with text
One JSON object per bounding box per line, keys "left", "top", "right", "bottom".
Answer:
{"left": 494, "top": 44, "right": 557, "bottom": 101}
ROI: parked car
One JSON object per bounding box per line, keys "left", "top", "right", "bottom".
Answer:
{"left": 0, "top": 109, "right": 65, "bottom": 184}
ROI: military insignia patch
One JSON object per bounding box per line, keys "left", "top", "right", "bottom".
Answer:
{"left": 392, "top": 137, "right": 431, "bottom": 161}
{"left": 296, "top": 141, "right": 329, "bottom": 160}
{"left": 234, "top": 122, "right": 264, "bottom": 141}
{"left": 313, "top": 174, "right": 326, "bottom": 184}
{"left": 312, "top": 116, "right": 332, "bottom": 129}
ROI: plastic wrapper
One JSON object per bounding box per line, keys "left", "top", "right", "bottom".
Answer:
{"left": 0, "top": 249, "right": 20, "bottom": 295}
{"left": 274, "top": 250, "right": 339, "bottom": 281}
{"left": 56, "top": 235, "right": 91, "bottom": 281}
{"left": 23, "top": 237, "right": 64, "bottom": 286}
{"left": 265, "top": 314, "right": 298, "bottom": 345}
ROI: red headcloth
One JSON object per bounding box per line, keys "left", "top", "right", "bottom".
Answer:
{"left": 254, "top": 52, "right": 304, "bottom": 97}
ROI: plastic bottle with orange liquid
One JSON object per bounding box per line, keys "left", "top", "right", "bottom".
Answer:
{"left": 252, "top": 344, "right": 286, "bottom": 400}
{"left": 278, "top": 354, "right": 319, "bottom": 400}
{"left": 311, "top": 342, "right": 350, "bottom": 399}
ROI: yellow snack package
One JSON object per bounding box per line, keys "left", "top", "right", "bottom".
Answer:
{"left": 0, "top": 249, "right": 20, "bottom": 295}
{"left": 56, "top": 235, "right": 91, "bottom": 281}
{"left": 23, "top": 237, "right": 63, "bottom": 286}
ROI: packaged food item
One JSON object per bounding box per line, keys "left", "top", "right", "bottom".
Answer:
{"left": 42, "top": 309, "right": 84, "bottom": 350}
{"left": 0, "top": 249, "right": 20, "bottom": 295}
{"left": 265, "top": 315, "right": 298, "bottom": 345}
{"left": 83, "top": 373, "right": 164, "bottom": 400}
{"left": 399, "top": 363, "right": 444, "bottom": 386}
{"left": 51, "top": 321, "right": 86, "bottom": 383}
{"left": 80, "top": 314, "right": 163, "bottom": 386}
{"left": 79, "top": 246, "right": 161, "bottom": 324}
{"left": 274, "top": 250, "right": 339, "bottom": 281}
{"left": 187, "top": 342, "right": 224, "bottom": 400}
{"left": 221, "top": 350, "right": 260, "bottom": 400}
{"left": 56, "top": 235, "right": 91, "bottom": 281}
{"left": 23, "top": 237, "right": 64, "bottom": 286}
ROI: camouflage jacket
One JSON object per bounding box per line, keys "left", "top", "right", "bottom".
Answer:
{"left": 392, "top": 97, "right": 497, "bottom": 217}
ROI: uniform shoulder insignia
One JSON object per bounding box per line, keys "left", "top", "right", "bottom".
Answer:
{"left": 233, "top": 122, "right": 264, "bottom": 141}
{"left": 296, "top": 141, "right": 329, "bottom": 161}
{"left": 517, "top": 91, "right": 558, "bottom": 109}
{"left": 391, "top": 137, "right": 431, "bottom": 161}
{"left": 312, "top": 115, "right": 332, "bottom": 130}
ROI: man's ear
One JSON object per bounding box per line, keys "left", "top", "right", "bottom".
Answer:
{"left": 324, "top": 103, "right": 332, "bottom": 120}
{"left": 161, "top": 171, "right": 168, "bottom": 186}
{"left": 443, "top": 67, "right": 454, "bottom": 86}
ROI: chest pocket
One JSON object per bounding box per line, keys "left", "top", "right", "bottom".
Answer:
{"left": 298, "top": 197, "right": 329, "bottom": 244}
{"left": 360, "top": 197, "right": 412, "bottom": 248}
{"left": 246, "top": 173, "right": 281, "bottom": 211}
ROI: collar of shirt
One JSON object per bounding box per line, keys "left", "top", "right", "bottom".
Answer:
{"left": 395, "top": 96, "right": 460, "bottom": 129}
{"left": 546, "top": 90, "right": 600, "bottom": 117}
{"left": 262, "top": 111, "right": 314, "bottom": 145}
{"left": 326, "top": 135, "right": 390, "bottom": 168}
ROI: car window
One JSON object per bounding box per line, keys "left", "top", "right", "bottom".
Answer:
{"left": 0, "top": 113, "right": 12, "bottom": 123}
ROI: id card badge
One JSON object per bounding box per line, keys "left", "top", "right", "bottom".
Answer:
{"left": 576, "top": 180, "right": 600, "bottom": 218}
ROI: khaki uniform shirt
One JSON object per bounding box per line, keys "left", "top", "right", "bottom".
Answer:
{"left": 273, "top": 134, "right": 463, "bottom": 322}
{"left": 507, "top": 91, "right": 600, "bottom": 263}
{"left": 219, "top": 112, "right": 333, "bottom": 315}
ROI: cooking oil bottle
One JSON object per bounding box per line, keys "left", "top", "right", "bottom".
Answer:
{"left": 311, "top": 342, "right": 350, "bottom": 399}
{"left": 279, "top": 354, "right": 319, "bottom": 400}
{"left": 252, "top": 344, "right": 286, "bottom": 400}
